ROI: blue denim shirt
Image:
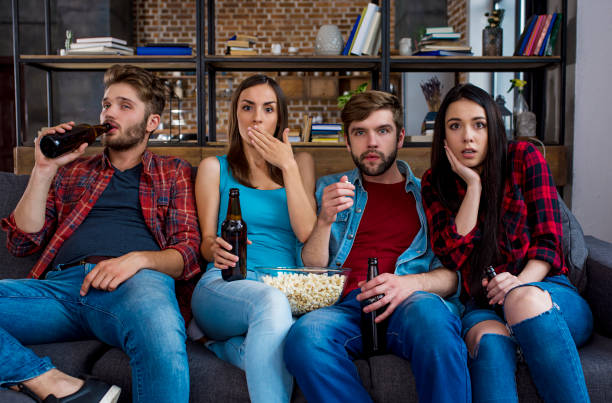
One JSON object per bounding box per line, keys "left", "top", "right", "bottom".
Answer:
{"left": 311, "top": 160, "right": 462, "bottom": 316}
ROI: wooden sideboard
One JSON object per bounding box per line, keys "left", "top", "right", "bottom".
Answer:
{"left": 13, "top": 144, "right": 568, "bottom": 186}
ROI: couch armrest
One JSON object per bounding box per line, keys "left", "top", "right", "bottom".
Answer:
{"left": 584, "top": 236, "right": 612, "bottom": 337}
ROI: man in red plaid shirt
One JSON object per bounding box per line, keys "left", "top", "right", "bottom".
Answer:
{"left": 0, "top": 65, "right": 200, "bottom": 403}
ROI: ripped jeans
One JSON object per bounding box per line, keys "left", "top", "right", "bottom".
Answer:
{"left": 462, "top": 275, "right": 593, "bottom": 403}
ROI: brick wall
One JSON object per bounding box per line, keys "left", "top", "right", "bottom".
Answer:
{"left": 448, "top": 0, "right": 468, "bottom": 83}
{"left": 448, "top": 0, "right": 468, "bottom": 42}
{"left": 132, "top": 1, "right": 446, "bottom": 141}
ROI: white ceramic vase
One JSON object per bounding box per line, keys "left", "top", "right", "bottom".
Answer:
{"left": 315, "top": 24, "right": 343, "bottom": 55}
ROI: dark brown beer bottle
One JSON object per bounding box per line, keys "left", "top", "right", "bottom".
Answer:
{"left": 485, "top": 265, "right": 504, "bottom": 316}
{"left": 221, "top": 188, "right": 247, "bottom": 281}
{"left": 40, "top": 123, "right": 112, "bottom": 159}
{"left": 361, "top": 257, "right": 387, "bottom": 357}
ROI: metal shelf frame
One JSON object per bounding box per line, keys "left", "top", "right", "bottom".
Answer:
{"left": 11, "top": 0, "right": 568, "bottom": 146}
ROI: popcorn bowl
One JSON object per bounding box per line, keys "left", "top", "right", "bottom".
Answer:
{"left": 252, "top": 267, "right": 351, "bottom": 315}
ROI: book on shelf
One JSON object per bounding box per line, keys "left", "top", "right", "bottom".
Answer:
{"left": 515, "top": 14, "right": 538, "bottom": 55}
{"left": 229, "top": 34, "right": 257, "bottom": 44}
{"left": 543, "top": 14, "right": 562, "bottom": 56}
{"left": 70, "top": 42, "right": 133, "bottom": 52}
{"left": 413, "top": 49, "right": 473, "bottom": 57}
{"left": 419, "top": 39, "right": 465, "bottom": 46}
{"left": 348, "top": 6, "right": 368, "bottom": 55}
{"left": 524, "top": 15, "right": 546, "bottom": 56}
{"left": 66, "top": 46, "right": 134, "bottom": 55}
{"left": 226, "top": 39, "right": 253, "bottom": 48}
{"left": 136, "top": 46, "right": 192, "bottom": 55}
{"left": 302, "top": 114, "right": 312, "bottom": 142}
{"left": 418, "top": 44, "right": 472, "bottom": 52}
{"left": 533, "top": 14, "right": 553, "bottom": 56}
{"left": 538, "top": 13, "right": 557, "bottom": 56}
{"left": 311, "top": 123, "right": 342, "bottom": 131}
{"left": 421, "top": 32, "right": 461, "bottom": 41}
{"left": 309, "top": 130, "right": 341, "bottom": 135}
{"left": 350, "top": 2, "right": 379, "bottom": 56}
{"left": 311, "top": 136, "right": 341, "bottom": 143}
{"left": 342, "top": 14, "right": 361, "bottom": 55}
{"left": 372, "top": 27, "right": 382, "bottom": 57}
{"left": 425, "top": 27, "right": 455, "bottom": 35}
{"left": 75, "top": 37, "right": 127, "bottom": 45}
{"left": 362, "top": 10, "right": 382, "bottom": 56}
{"left": 226, "top": 48, "right": 257, "bottom": 56}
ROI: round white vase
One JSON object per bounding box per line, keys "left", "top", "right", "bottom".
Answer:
{"left": 315, "top": 24, "right": 343, "bottom": 55}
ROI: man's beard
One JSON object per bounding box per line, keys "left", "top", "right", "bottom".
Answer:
{"left": 103, "top": 119, "right": 148, "bottom": 151}
{"left": 351, "top": 147, "right": 398, "bottom": 177}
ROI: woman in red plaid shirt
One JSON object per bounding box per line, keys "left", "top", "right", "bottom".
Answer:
{"left": 421, "top": 83, "right": 593, "bottom": 402}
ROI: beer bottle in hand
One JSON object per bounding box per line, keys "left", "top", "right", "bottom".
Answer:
{"left": 40, "top": 123, "right": 112, "bottom": 159}
{"left": 221, "top": 188, "right": 247, "bottom": 281}
{"left": 485, "top": 265, "right": 504, "bottom": 316}
{"left": 361, "top": 257, "right": 388, "bottom": 357}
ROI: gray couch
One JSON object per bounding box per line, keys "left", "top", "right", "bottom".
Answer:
{"left": 1, "top": 170, "right": 611, "bottom": 402}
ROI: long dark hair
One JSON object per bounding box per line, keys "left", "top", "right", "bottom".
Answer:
{"left": 430, "top": 83, "right": 508, "bottom": 298}
{"left": 226, "top": 74, "right": 289, "bottom": 188}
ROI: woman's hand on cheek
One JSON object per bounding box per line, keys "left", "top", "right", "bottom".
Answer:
{"left": 248, "top": 126, "right": 295, "bottom": 170}
{"left": 444, "top": 140, "right": 481, "bottom": 187}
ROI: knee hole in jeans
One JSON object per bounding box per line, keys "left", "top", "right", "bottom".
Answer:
{"left": 504, "top": 286, "right": 552, "bottom": 326}
{"left": 465, "top": 320, "right": 509, "bottom": 357}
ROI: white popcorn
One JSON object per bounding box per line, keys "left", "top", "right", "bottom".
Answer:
{"left": 261, "top": 272, "right": 346, "bottom": 315}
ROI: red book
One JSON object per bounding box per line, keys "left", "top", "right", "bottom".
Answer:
{"left": 524, "top": 15, "right": 545, "bottom": 56}
{"left": 533, "top": 14, "right": 553, "bottom": 56}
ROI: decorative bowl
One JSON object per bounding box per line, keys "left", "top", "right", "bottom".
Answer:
{"left": 252, "top": 267, "right": 351, "bottom": 315}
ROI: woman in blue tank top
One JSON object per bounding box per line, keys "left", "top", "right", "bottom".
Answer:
{"left": 190, "top": 75, "right": 316, "bottom": 403}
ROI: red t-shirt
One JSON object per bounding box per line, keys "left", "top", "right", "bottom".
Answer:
{"left": 342, "top": 180, "right": 421, "bottom": 295}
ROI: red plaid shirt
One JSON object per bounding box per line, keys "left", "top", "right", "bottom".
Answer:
{"left": 421, "top": 141, "right": 567, "bottom": 297}
{"left": 1, "top": 150, "right": 201, "bottom": 281}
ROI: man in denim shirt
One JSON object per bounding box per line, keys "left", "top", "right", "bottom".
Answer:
{"left": 284, "top": 91, "right": 470, "bottom": 403}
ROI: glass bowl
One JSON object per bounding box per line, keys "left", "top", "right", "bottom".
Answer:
{"left": 251, "top": 266, "right": 351, "bottom": 315}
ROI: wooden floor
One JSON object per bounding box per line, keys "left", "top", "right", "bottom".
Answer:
{"left": 13, "top": 144, "right": 568, "bottom": 186}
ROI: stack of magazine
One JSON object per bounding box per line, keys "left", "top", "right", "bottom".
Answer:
{"left": 413, "top": 27, "right": 472, "bottom": 56}
{"left": 66, "top": 37, "right": 134, "bottom": 55}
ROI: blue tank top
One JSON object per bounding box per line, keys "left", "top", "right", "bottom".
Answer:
{"left": 206, "top": 155, "right": 299, "bottom": 271}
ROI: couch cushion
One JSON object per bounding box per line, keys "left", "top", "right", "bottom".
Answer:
{"left": 585, "top": 236, "right": 612, "bottom": 337}
{"left": 0, "top": 172, "right": 40, "bottom": 280}
{"left": 28, "top": 340, "right": 110, "bottom": 378}
{"left": 558, "top": 194, "right": 588, "bottom": 293}
{"left": 579, "top": 333, "right": 612, "bottom": 402}
{"left": 90, "top": 341, "right": 251, "bottom": 403}
{"left": 368, "top": 355, "right": 417, "bottom": 402}
{"left": 0, "top": 390, "right": 35, "bottom": 403}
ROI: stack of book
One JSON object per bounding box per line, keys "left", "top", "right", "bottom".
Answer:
{"left": 514, "top": 13, "right": 561, "bottom": 56}
{"left": 66, "top": 37, "right": 133, "bottom": 55}
{"left": 343, "top": 2, "right": 382, "bottom": 56}
{"left": 413, "top": 27, "right": 472, "bottom": 56}
{"left": 136, "top": 43, "right": 192, "bottom": 56}
{"left": 226, "top": 34, "right": 257, "bottom": 56}
{"left": 310, "top": 123, "right": 343, "bottom": 143}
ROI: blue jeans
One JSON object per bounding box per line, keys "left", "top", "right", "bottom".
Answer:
{"left": 284, "top": 289, "right": 471, "bottom": 403}
{"left": 462, "top": 275, "right": 593, "bottom": 403}
{"left": 191, "top": 268, "right": 294, "bottom": 403}
{"left": 0, "top": 264, "right": 189, "bottom": 403}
